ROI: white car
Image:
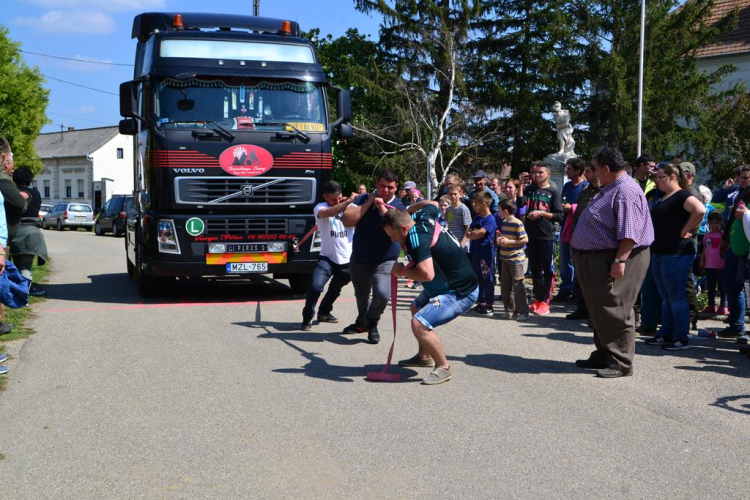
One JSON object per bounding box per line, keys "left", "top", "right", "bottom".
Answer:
{"left": 42, "top": 202, "right": 95, "bottom": 231}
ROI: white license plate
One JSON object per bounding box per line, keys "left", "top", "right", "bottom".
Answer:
{"left": 226, "top": 262, "right": 268, "bottom": 273}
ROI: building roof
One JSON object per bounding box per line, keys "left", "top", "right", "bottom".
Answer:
{"left": 35, "top": 126, "right": 119, "bottom": 159}
{"left": 696, "top": 0, "right": 750, "bottom": 58}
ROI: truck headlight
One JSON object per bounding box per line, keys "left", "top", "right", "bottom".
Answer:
{"left": 268, "top": 242, "right": 286, "bottom": 252}
{"left": 208, "top": 243, "right": 226, "bottom": 254}
{"left": 158, "top": 219, "right": 181, "bottom": 254}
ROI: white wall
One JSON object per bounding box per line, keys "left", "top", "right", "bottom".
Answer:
{"left": 697, "top": 52, "right": 750, "bottom": 92}
{"left": 90, "top": 134, "right": 134, "bottom": 203}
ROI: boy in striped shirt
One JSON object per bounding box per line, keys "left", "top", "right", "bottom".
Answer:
{"left": 496, "top": 199, "right": 530, "bottom": 320}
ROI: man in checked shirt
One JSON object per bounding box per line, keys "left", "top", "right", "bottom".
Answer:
{"left": 570, "top": 146, "right": 654, "bottom": 378}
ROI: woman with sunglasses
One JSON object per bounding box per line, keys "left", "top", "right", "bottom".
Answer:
{"left": 645, "top": 164, "right": 706, "bottom": 351}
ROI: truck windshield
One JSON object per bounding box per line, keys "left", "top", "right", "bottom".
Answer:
{"left": 154, "top": 78, "right": 327, "bottom": 132}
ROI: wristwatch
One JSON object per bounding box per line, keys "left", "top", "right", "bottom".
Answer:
{"left": 614, "top": 258, "right": 626, "bottom": 264}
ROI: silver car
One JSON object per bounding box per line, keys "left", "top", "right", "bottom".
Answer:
{"left": 42, "top": 202, "right": 95, "bottom": 231}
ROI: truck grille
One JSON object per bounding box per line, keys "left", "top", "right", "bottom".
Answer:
{"left": 174, "top": 177, "right": 315, "bottom": 206}
{"left": 205, "top": 218, "right": 288, "bottom": 236}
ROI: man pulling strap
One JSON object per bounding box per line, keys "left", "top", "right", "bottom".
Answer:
{"left": 381, "top": 201, "right": 479, "bottom": 385}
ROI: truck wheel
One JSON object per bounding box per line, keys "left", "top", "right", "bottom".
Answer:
{"left": 288, "top": 274, "right": 312, "bottom": 294}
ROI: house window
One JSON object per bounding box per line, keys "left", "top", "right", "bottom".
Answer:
{"left": 117, "top": 148, "right": 124, "bottom": 159}
{"left": 77, "top": 179, "right": 84, "bottom": 198}
{"left": 44, "top": 180, "right": 50, "bottom": 198}
{"left": 65, "top": 179, "right": 71, "bottom": 198}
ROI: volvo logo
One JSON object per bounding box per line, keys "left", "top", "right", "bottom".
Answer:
{"left": 242, "top": 185, "right": 254, "bottom": 196}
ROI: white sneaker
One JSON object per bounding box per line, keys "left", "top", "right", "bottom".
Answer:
{"left": 421, "top": 366, "right": 453, "bottom": 385}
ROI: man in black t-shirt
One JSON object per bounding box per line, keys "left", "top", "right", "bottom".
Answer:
{"left": 382, "top": 202, "right": 479, "bottom": 385}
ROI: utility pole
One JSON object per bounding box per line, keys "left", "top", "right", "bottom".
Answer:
{"left": 253, "top": 0, "right": 260, "bottom": 16}
{"left": 637, "top": 0, "right": 646, "bottom": 157}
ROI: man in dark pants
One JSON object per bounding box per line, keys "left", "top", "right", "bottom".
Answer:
{"left": 341, "top": 168, "right": 404, "bottom": 344}
{"left": 571, "top": 147, "right": 654, "bottom": 378}
{"left": 300, "top": 181, "right": 355, "bottom": 331}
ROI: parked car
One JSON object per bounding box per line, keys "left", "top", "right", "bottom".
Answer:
{"left": 42, "top": 202, "right": 95, "bottom": 231}
{"left": 38, "top": 204, "right": 52, "bottom": 220}
{"left": 94, "top": 195, "right": 134, "bottom": 237}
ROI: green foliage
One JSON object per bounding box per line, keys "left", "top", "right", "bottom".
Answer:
{"left": 0, "top": 26, "right": 49, "bottom": 173}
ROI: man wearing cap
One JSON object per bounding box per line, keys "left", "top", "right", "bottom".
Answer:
{"left": 467, "top": 170, "right": 501, "bottom": 216}
{"left": 402, "top": 181, "right": 417, "bottom": 205}
{"left": 680, "top": 161, "right": 702, "bottom": 330}
{"left": 571, "top": 146, "right": 654, "bottom": 378}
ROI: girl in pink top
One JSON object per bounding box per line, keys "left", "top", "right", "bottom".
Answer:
{"left": 700, "top": 211, "right": 727, "bottom": 314}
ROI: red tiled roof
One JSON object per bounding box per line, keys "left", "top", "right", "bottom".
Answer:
{"left": 696, "top": 0, "right": 750, "bottom": 58}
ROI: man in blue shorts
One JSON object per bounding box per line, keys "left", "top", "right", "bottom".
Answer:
{"left": 381, "top": 201, "right": 479, "bottom": 385}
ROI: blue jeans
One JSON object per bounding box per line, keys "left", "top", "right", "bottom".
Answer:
{"left": 651, "top": 253, "right": 693, "bottom": 341}
{"left": 302, "top": 257, "right": 351, "bottom": 321}
{"left": 723, "top": 249, "right": 746, "bottom": 332}
{"left": 558, "top": 240, "right": 574, "bottom": 293}
{"left": 413, "top": 287, "right": 479, "bottom": 330}
{"left": 527, "top": 239, "right": 555, "bottom": 302}
{"left": 640, "top": 262, "right": 662, "bottom": 330}
{"left": 471, "top": 247, "right": 494, "bottom": 307}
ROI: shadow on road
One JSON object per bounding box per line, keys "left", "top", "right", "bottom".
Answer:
{"left": 448, "top": 353, "right": 583, "bottom": 375}
{"left": 711, "top": 394, "right": 750, "bottom": 415}
{"left": 42, "top": 272, "right": 303, "bottom": 306}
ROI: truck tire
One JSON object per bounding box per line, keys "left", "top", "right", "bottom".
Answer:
{"left": 288, "top": 274, "right": 312, "bottom": 294}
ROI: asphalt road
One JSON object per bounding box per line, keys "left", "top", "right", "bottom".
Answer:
{"left": 0, "top": 228, "right": 748, "bottom": 499}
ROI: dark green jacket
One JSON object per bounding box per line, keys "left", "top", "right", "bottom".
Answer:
{"left": 0, "top": 172, "right": 28, "bottom": 239}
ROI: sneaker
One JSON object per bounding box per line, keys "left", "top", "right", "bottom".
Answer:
{"left": 645, "top": 336, "right": 670, "bottom": 346}
{"left": 701, "top": 305, "right": 717, "bottom": 314}
{"left": 0, "top": 365, "right": 7, "bottom": 375}
{"left": 316, "top": 313, "right": 338, "bottom": 324}
{"left": 367, "top": 326, "right": 380, "bottom": 344}
{"left": 29, "top": 286, "right": 46, "bottom": 297}
{"left": 0, "top": 353, "right": 6, "bottom": 363}
{"left": 529, "top": 300, "right": 540, "bottom": 313}
{"left": 343, "top": 323, "right": 367, "bottom": 335}
{"left": 472, "top": 306, "right": 492, "bottom": 316}
{"left": 718, "top": 327, "right": 744, "bottom": 338}
{"left": 737, "top": 334, "right": 750, "bottom": 344}
{"left": 398, "top": 354, "right": 435, "bottom": 368}
{"left": 516, "top": 313, "right": 530, "bottom": 321}
{"left": 717, "top": 307, "right": 729, "bottom": 315}
{"left": 498, "top": 311, "right": 511, "bottom": 319}
{"left": 534, "top": 302, "right": 550, "bottom": 316}
{"left": 0, "top": 323, "right": 12, "bottom": 336}
{"left": 663, "top": 339, "right": 691, "bottom": 351}
{"left": 301, "top": 320, "right": 313, "bottom": 332}
{"left": 421, "top": 366, "right": 453, "bottom": 385}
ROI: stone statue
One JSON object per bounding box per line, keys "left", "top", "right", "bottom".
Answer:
{"left": 553, "top": 101, "right": 575, "bottom": 158}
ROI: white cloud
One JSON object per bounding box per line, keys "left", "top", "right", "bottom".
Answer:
{"left": 23, "top": 0, "right": 166, "bottom": 13}
{"left": 77, "top": 105, "right": 97, "bottom": 114}
{"left": 14, "top": 10, "right": 116, "bottom": 34}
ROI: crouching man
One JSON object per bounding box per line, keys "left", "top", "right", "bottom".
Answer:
{"left": 381, "top": 201, "right": 479, "bottom": 385}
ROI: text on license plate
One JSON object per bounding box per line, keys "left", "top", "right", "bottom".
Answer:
{"left": 226, "top": 262, "right": 268, "bottom": 273}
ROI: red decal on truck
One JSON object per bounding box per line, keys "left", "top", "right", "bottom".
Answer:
{"left": 219, "top": 144, "right": 274, "bottom": 177}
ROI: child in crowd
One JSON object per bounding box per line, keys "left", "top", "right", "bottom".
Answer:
{"left": 465, "top": 191, "right": 496, "bottom": 315}
{"left": 438, "top": 195, "right": 450, "bottom": 226}
{"left": 496, "top": 199, "right": 530, "bottom": 320}
{"left": 700, "top": 211, "right": 728, "bottom": 314}
{"left": 446, "top": 183, "right": 471, "bottom": 253}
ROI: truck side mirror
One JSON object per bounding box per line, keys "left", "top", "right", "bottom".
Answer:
{"left": 337, "top": 89, "right": 352, "bottom": 123}
{"left": 337, "top": 123, "right": 353, "bottom": 139}
{"left": 119, "top": 118, "right": 138, "bottom": 136}
{"left": 120, "top": 81, "right": 138, "bottom": 118}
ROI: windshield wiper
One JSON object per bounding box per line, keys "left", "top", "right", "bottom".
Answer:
{"left": 161, "top": 120, "right": 235, "bottom": 141}
{"left": 257, "top": 121, "right": 311, "bottom": 143}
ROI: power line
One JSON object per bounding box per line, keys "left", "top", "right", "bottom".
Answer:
{"left": 47, "top": 112, "right": 114, "bottom": 126}
{"left": 42, "top": 74, "right": 119, "bottom": 96}
{"left": 21, "top": 50, "right": 133, "bottom": 67}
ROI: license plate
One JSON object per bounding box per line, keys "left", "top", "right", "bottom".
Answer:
{"left": 227, "top": 243, "right": 268, "bottom": 253}
{"left": 226, "top": 262, "right": 268, "bottom": 273}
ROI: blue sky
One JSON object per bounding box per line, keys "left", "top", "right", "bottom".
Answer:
{"left": 4, "top": 0, "right": 382, "bottom": 133}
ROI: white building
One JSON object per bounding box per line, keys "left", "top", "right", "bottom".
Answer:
{"left": 34, "top": 126, "right": 134, "bottom": 211}
{"left": 696, "top": 0, "right": 750, "bottom": 91}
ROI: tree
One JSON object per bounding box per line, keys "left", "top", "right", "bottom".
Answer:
{"left": 353, "top": 0, "right": 501, "bottom": 197}
{"left": 580, "top": 0, "right": 739, "bottom": 163}
{"left": 0, "top": 26, "right": 49, "bottom": 172}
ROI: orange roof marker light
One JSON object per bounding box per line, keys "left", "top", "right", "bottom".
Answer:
{"left": 173, "top": 14, "right": 184, "bottom": 30}
{"left": 280, "top": 20, "right": 292, "bottom": 35}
